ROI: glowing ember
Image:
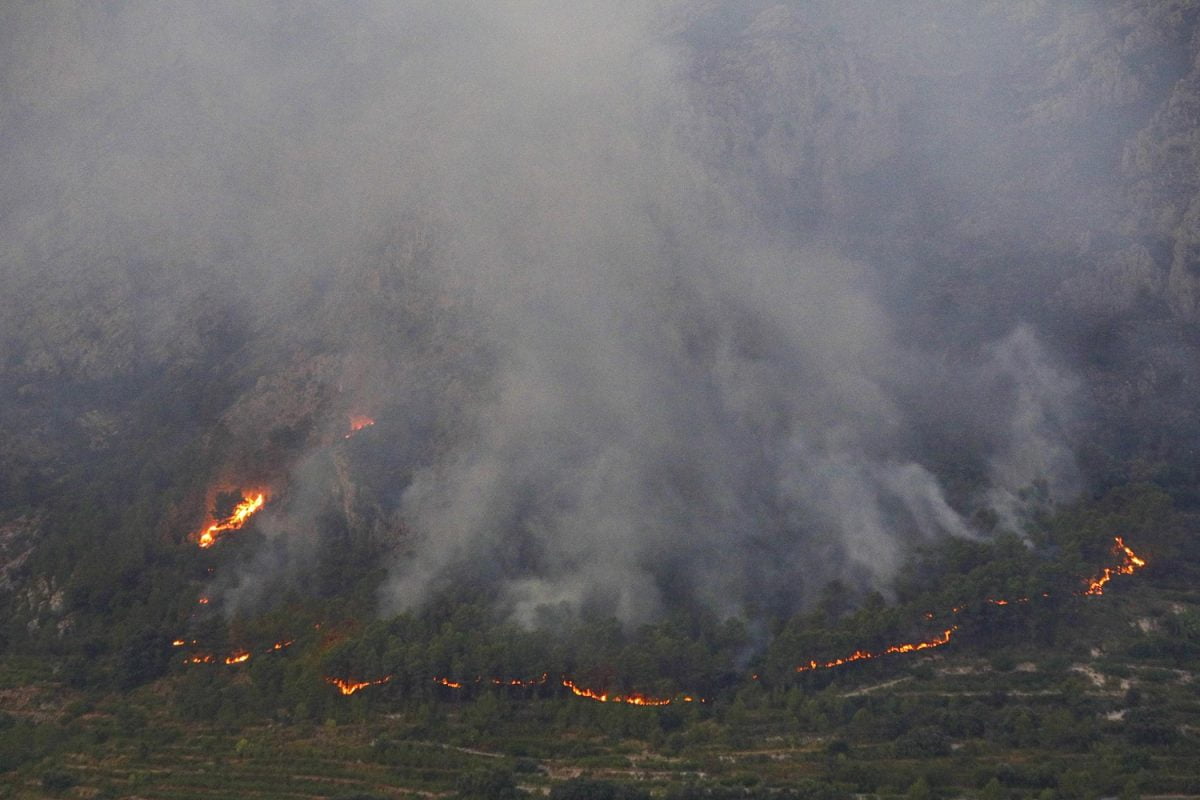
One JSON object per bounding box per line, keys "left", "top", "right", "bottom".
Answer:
{"left": 197, "top": 492, "right": 267, "bottom": 549}
{"left": 344, "top": 415, "right": 376, "bottom": 438}
{"left": 185, "top": 654, "right": 215, "bottom": 665}
{"left": 325, "top": 675, "right": 392, "bottom": 696}
{"left": 795, "top": 627, "right": 958, "bottom": 674}
{"left": 268, "top": 640, "right": 294, "bottom": 652}
{"left": 792, "top": 537, "right": 1145, "bottom": 675}
{"left": 561, "top": 678, "right": 674, "bottom": 706}
{"left": 490, "top": 672, "right": 549, "bottom": 688}
{"left": 197, "top": 596, "right": 210, "bottom": 605}
{"left": 224, "top": 651, "right": 251, "bottom": 665}
{"left": 172, "top": 639, "right": 186, "bottom": 647}
{"left": 1083, "top": 536, "right": 1146, "bottom": 596}
{"left": 434, "top": 673, "right": 550, "bottom": 690}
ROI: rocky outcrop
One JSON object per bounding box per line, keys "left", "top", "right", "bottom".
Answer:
{"left": 1057, "top": 243, "right": 1164, "bottom": 316}
{"left": 0, "top": 516, "right": 37, "bottom": 594}
{"left": 1121, "top": 30, "right": 1200, "bottom": 318}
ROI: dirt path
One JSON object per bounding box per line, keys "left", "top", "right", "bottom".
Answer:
{"left": 841, "top": 676, "right": 912, "bottom": 697}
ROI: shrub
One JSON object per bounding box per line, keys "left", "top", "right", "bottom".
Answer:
{"left": 40, "top": 769, "right": 76, "bottom": 793}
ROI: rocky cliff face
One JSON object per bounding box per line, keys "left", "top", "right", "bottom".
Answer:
{"left": 1122, "top": 33, "right": 1200, "bottom": 318}
{"left": 686, "top": 1, "right": 1199, "bottom": 321}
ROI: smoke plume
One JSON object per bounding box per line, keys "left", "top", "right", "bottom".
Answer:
{"left": 2, "top": 2, "right": 1114, "bottom": 625}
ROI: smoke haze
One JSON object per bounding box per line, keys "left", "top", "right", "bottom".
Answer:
{"left": 7, "top": 2, "right": 1188, "bottom": 625}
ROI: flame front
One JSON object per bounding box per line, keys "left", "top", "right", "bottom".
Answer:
{"left": 433, "top": 673, "right": 549, "bottom": 690}
{"left": 197, "top": 492, "right": 266, "bottom": 549}
{"left": 344, "top": 415, "right": 376, "bottom": 438}
{"left": 180, "top": 537, "right": 1148, "bottom": 700}
{"left": 325, "top": 675, "right": 392, "bottom": 696}
{"left": 795, "top": 626, "right": 958, "bottom": 674}
{"left": 1083, "top": 536, "right": 1146, "bottom": 596}
{"left": 792, "top": 536, "right": 1146, "bottom": 675}
{"left": 490, "top": 672, "right": 549, "bottom": 688}
{"left": 561, "top": 678, "right": 674, "bottom": 706}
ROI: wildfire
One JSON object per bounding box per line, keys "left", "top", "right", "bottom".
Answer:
{"left": 795, "top": 626, "right": 959, "bottom": 674}
{"left": 197, "top": 492, "right": 267, "bottom": 549}
{"left": 177, "top": 538, "right": 1149, "bottom": 705}
{"left": 433, "top": 673, "right": 550, "bottom": 690}
{"left": 561, "top": 678, "right": 674, "bottom": 707}
{"left": 431, "top": 672, "right": 695, "bottom": 705}
{"left": 792, "top": 536, "right": 1145, "bottom": 675}
{"left": 177, "top": 637, "right": 294, "bottom": 669}
{"left": 344, "top": 415, "right": 376, "bottom": 438}
{"left": 325, "top": 675, "right": 392, "bottom": 696}
{"left": 1083, "top": 536, "right": 1146, "bottom": 596}
{"left": 491, "top": 672, "right": 549, "bottom": 688}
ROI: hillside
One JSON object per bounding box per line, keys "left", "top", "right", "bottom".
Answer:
{"left": 2, "top": 2, "right": 1200, "bottom": 797}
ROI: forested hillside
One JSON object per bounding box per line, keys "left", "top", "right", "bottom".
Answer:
{"left": 2, "top": 2, "right": 1200, "bottom": 797}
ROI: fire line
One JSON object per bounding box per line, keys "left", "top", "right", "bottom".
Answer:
{"left": 191, "top": 538, "right": 1146, "bottom": 704}
{"left": 344, "top": 415, "right": 375, "bottom": 439}
{"left": 325, "top": 675, "right": 392, "bottom": 696}
{"left": 197, "top": 492, "right": 266, "bottom": 548}
{"left": 795, "top": 627, "right": 958, "bottom": 674}
{"left": 561, "top": 678, "right": 676, "bottom": 706}
{"left": 1082, "top": 536, "right": 1145, "bottom": 596}
{"left": 793, "top": 536, "right": 1145, "bottom": 676}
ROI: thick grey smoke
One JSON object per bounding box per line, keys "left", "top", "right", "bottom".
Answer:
{"left": 1, "top": 2, "right": 1102, "bottom": 624}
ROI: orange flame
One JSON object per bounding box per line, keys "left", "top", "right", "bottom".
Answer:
{"left": 197, "top": 492, "right": 267, "bottom": 548}
{"left": 325, "top": 675, "right": 392, "bottom": 696}
{"left": 344, "top": 415, "right": 376, "bottom": 438}
{"left": 1083, "top": 536, "right": 1146, "bottom": 596}
{"left": 182, "top": 538, "right": 1148, "bottom": 700}
{"left": 490, "top": 672, "right": 549, "bottom": 688}
{"left": 795, "top": 627, "right": 958, "bottom": 674}
{"left": 792, "top": 537, "right": 1145, "bottom": 675}
{"left": 561, "top": 678, "right": 674, "bottom": 706}
{"left": 433, "top": 673, "right": 550, "bottom": 690}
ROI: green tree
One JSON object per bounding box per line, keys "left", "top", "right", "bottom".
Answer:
{"left": 981, "top": 777, "right": 1005, "bottom": 800}
{"left": 906, "top": 777, "right": 932, "bottom": 800}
